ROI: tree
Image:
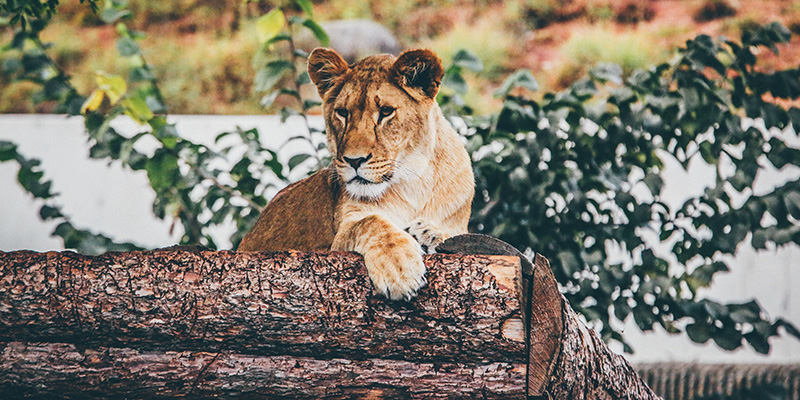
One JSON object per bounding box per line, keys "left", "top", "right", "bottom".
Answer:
{"left": 1, "top": 0, "right": 799, "bottom": 353}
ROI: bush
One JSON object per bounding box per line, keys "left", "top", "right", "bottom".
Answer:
{"left": 521, "top": 0, "right": 586, "bottom": 28}
{"left": 694, "top": 0, "right": 737, "bottom": 22}
{"left": 464, "top": 22, "right": 800, "bottom": 351}
{"left": 614, "top": 0, "right": 654, "bottom": 25}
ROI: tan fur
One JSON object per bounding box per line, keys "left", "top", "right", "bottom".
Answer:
{"left": 238, "top": 48, "right": 475, "bottom": 300}
{"left": 237, "top": 168, "right": 338, "bottom": 252}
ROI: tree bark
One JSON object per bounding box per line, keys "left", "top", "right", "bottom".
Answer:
{"left": 0, "top": 247, "right": 659, "bottom": 399}
{"left": 528, "top": 254, "right": 659, "bottom": 399}
{"left": 437, "top": 234, "right": 659, "bottom": 399}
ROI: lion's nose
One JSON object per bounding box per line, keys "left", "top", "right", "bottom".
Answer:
{"left": 343, "top": 154, "right": 371, "bottom": 169}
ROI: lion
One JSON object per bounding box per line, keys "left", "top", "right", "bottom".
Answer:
{"left": 237, "top": 48, "right": 475, "bottom": 301}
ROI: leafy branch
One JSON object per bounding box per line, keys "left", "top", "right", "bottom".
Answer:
{"left": 467, "top": 22, "right": 800, "bottom": 352}
{"left": 0, "top": 140, "right": 141, "bottom": 254}
{"left": 1, "top": 0, "right": 326, "bottom": 250}
{"left": 251, "top": 1, "right": 329, "bottom": 171}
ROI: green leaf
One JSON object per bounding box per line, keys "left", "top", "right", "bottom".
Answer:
{"left": 280, "top": 88, "right": 301, "bottom": 98}
{"left": 613, "top": 298, "right": 632, "bottom": 321}
{"left": 293, "top": 0, "right": 314, "bottom": 16}
{"left": 303, "top": 99, "right": 322, "bottom": 110}
{"left": 296, "top": 71, "right": 311, "bottom": 85}
{"left": 254, "top": 60, "right": 293, "bottom": 93}
{"left": 122, "top": 96, "right": 153, "bottom": 123}
{"left": 495, "top": 69, "right": 539, "bottom": 97}
{"left": 130, "top": 67, "right": 155, "bottom": 82}
{"left": 443, "top": 71, "right": 468, "bottom": 95}
{"left": 100, "top": 7, "right": 130, "bottom": 23}
{"left": 52, "top": 221, "right": 142, "bottom": 255}
{"left": 557, "top": 251, "right": 580, "bottom": 276}
{"left": 116, "top": 36, "right": 140, "bottom": 57}
{"left": 752, "top": 320, "right": 777, "bottom": 338}
{"left": 712, "top": 325, "right": 743, "bottom": 351}
{"left": 686, "top": 322, "right": 712, "bottom": 343}
{"left": 698, "top": 141, "right": 717, "bottom": 164}
{"left": 288, "top": 153, "right": 312, "bottom": 170}
{"left": 214, "top": 130, "right": 235, "bottom": 143}
{"left": 52, "top": 222, "right": 78, "bottom": 245}
{"left": 728, "top": 301, "right": 761, "bottom": 323}
{"left": 260, "top": 91, "right": 280, "bottom": 108}
{"left": 145, "top": 96, "right": 166, "bottom": 114}
{"left": 39, "top": 205, "right": 63, "bottom": 220}
{"left": 752, "top": 228, "right": 770, "bottom": 249}
{"left": 744, "top": 331, "right": 770, "bottom": 354}
{"left": 302, "top": 18, "right": 329, "bottom": 47}
{"left": 788, "top": 191, "right": 800, "bottom": 220}
{"left": 777, "top": 319, "right": 800, "bottom": 340}
{"left": 145, "top": 150, "right": 180, "bottom": 192}
{"left": 1, "top": 55, "right": 23, "bottom": 75}
{"left": 703, "top": 300, "right": 727, "bottom": 319}
{"left": 0, "top": 141, "right": 18, "bottom": 161}
{"left": 264, "top": 155, "right": 285, "bottom": 180}
{"left": 256, "top": 9, "right": 285, "bottom": 44}
{"left": 263, "top": 33, "right": 292, "bottom": 48}
{"left": 95, "top": 72, "right": 126, "bottom": 104}
{"left": 156, "top": 122, "right": 178, "bottom": 141}
{"left": 451, "top": 49, "right": 483, "bottom": 72}
{"left": 642, "top": 173, "right": 663, "bottom": 195}
{"left": 590, "top": 63, "right": 623, "bottom": 84}
{"left": 789, "top": 107, "right": 800, "bottom": 134}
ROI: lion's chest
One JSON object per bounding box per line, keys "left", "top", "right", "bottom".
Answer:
{"left": 337, "top": 180, "right": 436, "bottom": 231}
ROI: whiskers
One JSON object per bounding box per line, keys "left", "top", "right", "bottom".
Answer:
{"left": 333, "top": 156, "right": 425, "bottom": 190}
{"left": 388, "top": 160, "right": 423, "bottom": 182}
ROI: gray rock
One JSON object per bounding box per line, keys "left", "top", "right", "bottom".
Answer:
{"left": 297, "top": 19, "right": 403, "bottom": 63}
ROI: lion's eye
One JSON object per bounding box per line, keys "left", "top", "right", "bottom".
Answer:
{"left": 378, "top": 106, "right": 395, "bottom": 123}
{"left": 379, "top": 106, "right": 395, "bottom": 117}
{"left": 335, "top": 108, "right": 348, "bottom": 119}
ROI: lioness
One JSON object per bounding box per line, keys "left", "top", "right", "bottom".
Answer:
{"left": 238, "top": 48, "right": 475, "bottom": 300}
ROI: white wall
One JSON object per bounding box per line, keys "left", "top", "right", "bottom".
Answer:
{"left": 1, "top": 114, "right": 797, "bottom": 364}
{"left": 0, "top": 114, "right": 320, "bottom": 250}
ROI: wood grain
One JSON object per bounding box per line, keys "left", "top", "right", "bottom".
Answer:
{"left": 0, "top": 249, "right": 526, "bottom": 398}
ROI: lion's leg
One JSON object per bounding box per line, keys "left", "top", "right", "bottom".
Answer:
{"left": 332, "top": 215, "right": 426, "bottom": 301}
{"left": 404, "top": 219, "right": 448, "bottom": 254}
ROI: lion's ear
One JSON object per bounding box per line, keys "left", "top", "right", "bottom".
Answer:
{"left": 308, "top": 48, "right": 349, "bottom": 98}
{"left": 391, "top": 49, "right": 444, "bottom": 100}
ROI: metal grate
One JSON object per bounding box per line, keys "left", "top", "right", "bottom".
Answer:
{"left": 636, "top": 363, "right": 800, "bottom": 400}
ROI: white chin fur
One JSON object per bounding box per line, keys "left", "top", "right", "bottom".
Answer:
{"left": 345, "top": 181, "right": 390, "bottom": 200}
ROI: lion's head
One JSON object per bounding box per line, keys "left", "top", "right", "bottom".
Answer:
{"left": 307, "top": 48, "right": 445, "bottom": 201}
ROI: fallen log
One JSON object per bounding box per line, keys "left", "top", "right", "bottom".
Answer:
{"left": 0, "top": 244, "right": 659, "bottom": 399}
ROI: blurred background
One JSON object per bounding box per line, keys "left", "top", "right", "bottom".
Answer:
{"left": 3, "top": 0, "right": 800, "bottom": 115}
{"left": 2, "top": 1, "right": 800, "bottom": 398}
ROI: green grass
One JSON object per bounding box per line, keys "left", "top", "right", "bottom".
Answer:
{"left": 141, "top": 24, "right": 261, "bottom": 114}
{"left": 555, "top": 25, "right": 668, "bottom": 87}
{"left": 4, "top": 16, "right": 263, "bottom": 114}
{"left": 39, "top": 22, "right": 129, "bottom": 94}
{"left": 415, "top": 11, "right": 515, "bottom": 114}
{"left": 3, "top": 0, "right": 796, "bottom": 115}
{"left": 418, "top": 13, "right": 513, "bottom": 79}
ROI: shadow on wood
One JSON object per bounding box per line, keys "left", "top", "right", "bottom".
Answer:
{"left": 0, "top": 248, "right": 659, "bottom": 399}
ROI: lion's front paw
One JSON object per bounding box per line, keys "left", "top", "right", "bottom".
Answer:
{"left": 363, "top": 233, "right": 427, "bottom": 301}
{"left": 404, "top": 219, "right": 447, "bottom": 254}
